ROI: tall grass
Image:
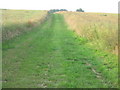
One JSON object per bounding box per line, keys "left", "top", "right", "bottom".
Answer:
{"left": 60, "top": 12, "right": 118, "bottom": 54}
{"left": 2, "top": 9, "right": 49, "bottom": 41}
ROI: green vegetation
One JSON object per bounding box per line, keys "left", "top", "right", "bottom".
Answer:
{"left": 2, "top": 12, "right": 118, "bottom": 88}
{"left": 48, "top": 9, "right": 67, "bottom": 13}
{"left": 60, "top": 12, "right": 118, "bottom": 54}
{"left": 76, "top": 8, "right": 84, "bottom": 12}
{"left": 2, "top": 10, "right": 48, "bottom": 41}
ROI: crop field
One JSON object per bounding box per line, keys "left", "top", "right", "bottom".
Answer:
{"left": 2, "top": 10, "right": 48, "bottom": 41}
{"left": 2, "top": 10, "right": 118, "bottom": 88}
{"left": 60, "top": 12, "right": 118, "bottom": 54}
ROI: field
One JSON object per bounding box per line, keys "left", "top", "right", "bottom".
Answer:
{"left": 2, "top": 10, "right": 48, "bottom": 41}
{"left": 2, "top": 10, "right": 118, "bottom": 88}
{"left": 60, "top": 12, "right": 118, "bottom": 54}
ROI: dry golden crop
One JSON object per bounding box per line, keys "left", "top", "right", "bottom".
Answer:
{"left": 2, "top": 10, "right": 49, "bottom": 41}
{"left": 60, "top": 11, "right": 118, "bottom": 54}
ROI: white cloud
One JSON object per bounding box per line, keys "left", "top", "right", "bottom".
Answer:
{"left": 0, "top": 0, "right": 119, "bottom": 13}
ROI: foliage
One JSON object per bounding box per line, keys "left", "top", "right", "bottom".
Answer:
{"left": 76, "top": 8, "right": 84, "bottom": 12}
{"left": 48, "top": 9, "right": 67, "bottom": 13}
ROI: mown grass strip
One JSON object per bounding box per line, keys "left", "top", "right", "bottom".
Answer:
{"left": 2, "top": 14, "right": 118, "bottom": 88}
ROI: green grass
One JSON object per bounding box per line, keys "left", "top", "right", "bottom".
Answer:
{"left": 3, "top": 14, "right": 118, "bottom": 88}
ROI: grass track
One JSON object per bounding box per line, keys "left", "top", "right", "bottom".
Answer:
{"left": 3, "top": 14, "right": 118, "bottom": 88}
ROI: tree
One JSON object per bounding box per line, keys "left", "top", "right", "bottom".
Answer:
{"left": 76, "top": 8, "right": 84, "bottom": 12}
{"left": 48, "top": 9, "right": 68, "bottom": 13}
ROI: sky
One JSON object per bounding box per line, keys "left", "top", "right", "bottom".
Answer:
{"left": 0, "top": 0, "right": 119, "bottom": 13}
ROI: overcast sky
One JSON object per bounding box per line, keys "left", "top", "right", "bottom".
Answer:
{"left": 0, "top": 0, "right": 119, "bottom": 13}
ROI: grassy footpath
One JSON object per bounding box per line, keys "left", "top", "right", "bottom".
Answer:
{"left": 3, "top": 14, "right": 118, "bottom": 88}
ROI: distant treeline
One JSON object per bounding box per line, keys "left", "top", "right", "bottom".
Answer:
{"left": 48, "top": 9, "right": 68, "bottom": 13}
{"left": 49, "top": 8, "right": 85, "bottom": 13}
{"left": 76, "top": 8, "right": 84, "bottom": 12}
